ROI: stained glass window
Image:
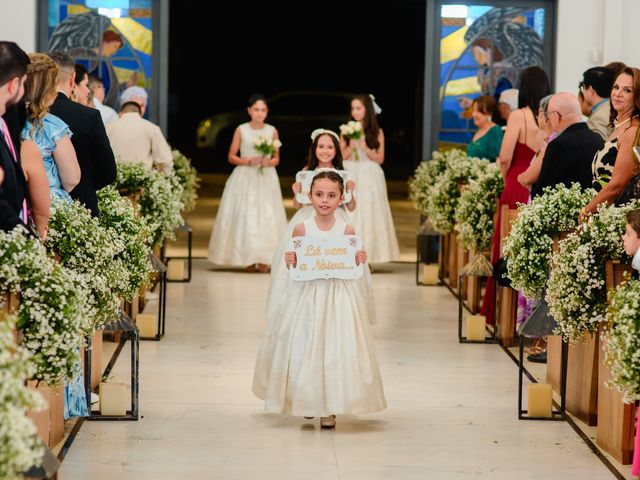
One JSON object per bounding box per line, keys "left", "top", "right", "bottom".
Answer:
{"left": 45, "top": 0, "right": 153, "bottom": 110}
{"left": 438, "top": 4, "right": 548, "bottom": 147}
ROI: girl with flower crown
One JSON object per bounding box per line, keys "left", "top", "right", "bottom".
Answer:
{"left": 207, "top": 93, "right": 287, "bottom": 272}
{"left": 252, "top": 170, "right": 387, "bottom": 428}
{"left": 340, "top": 94, "right": 400, "bottom": 264}
{"left": 266, "top": 129, "right": 365, "bottom": 322}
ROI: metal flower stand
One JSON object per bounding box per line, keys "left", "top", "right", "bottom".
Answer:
{"left": 144, "top": 253, "right": 167, "bottom": 341}
{"left": 517, "top": 300, "right": 567, "bottom": 421}
{"left": 458, "top": 254, "right": 497, "bottom": 343}
{"left": 415, "top": 217, "right": 440, "bottom": 286}
{"left": 165, "top": 223, "right": 193, "bottom": 283}
{"left": 85, "top": 311, "right": 139, "bottom": 421}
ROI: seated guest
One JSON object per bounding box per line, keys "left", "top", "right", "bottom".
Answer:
{"left": 467, "top": 95, "right": 503, "bottom": 161}
{"left": 0, "top": 41, "right": 30, "bottom": 232}
{"left": 582, "top": 67, "right": 640, "bottom": 219}
{"left": 518, "top": 95, "right": 557, "bottom": 189}
{"left": 531, "top": 92, "right": 603, "bottom": 198}
{"left": 48, "top": 51, "right": 116, "bottom": 217}
{"left": 88, "top": 74, "right": 117, "bottom": 126}
{"left": 107, "top": 101, "right": 173, "bottom": 173}
{"left": 581, "top": 66, "right": 615, "bottom": 140}
{"left": 498, "top": 88, "right": 519, "bottom": 124}
{"left": 578, "top": 90, "right": 591, "bottom": 117}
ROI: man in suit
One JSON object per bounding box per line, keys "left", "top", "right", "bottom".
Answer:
{"left": 0, "top": 41, "right": 30, "bottom": 232}
{"left": 48, "top": 51, "right": 116, "bottom": 217}
{"left": 531, "top": 92, "right": 604, "bottom": 198}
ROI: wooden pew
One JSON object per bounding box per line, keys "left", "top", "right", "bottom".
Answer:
{"left": 448, "top": 232, "right": 459, "bottom": 289}
{"left": 596, "top": 260, "right": 635, "bottom": 463}
{"left": 496, "top": 205, "right": 519, "bottom": 347}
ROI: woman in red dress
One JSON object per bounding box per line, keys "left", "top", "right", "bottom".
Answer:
{"left": 481, "top": 66, "right": 550, "bottom": 325}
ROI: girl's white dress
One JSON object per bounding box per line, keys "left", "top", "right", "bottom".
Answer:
{"left": 343, "top": 146, "right": 400, "bottom": 263}
{"left": 208, "top": 123, "right": 287, "bottom": 266}
{"left": 252, "top": 217, "right": 387, "bottom": 417}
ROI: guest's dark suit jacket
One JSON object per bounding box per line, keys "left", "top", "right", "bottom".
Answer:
{"left": 49, "top": 92, "right": 116, "bottom": 216}
{"left": 0, "top": 125, "right": 27, "bottom": 231}
{"left": 531, "top": 122, "right": 604, "bottom": 198}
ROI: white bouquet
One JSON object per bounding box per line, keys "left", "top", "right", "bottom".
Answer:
{"left": 253, "top": 136, "right": 282, "bottom": 174}
{"left": 547, "top": 202, "right": 639, "bottom": 342}
{"left": 339, "top": 121, "right": 363, "bottom": 160}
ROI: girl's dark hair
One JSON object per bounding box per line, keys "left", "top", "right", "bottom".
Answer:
{"left": 74, "top": 63, "right": 88, "bottom": 85}
{"left": 517, "top": 66, "right": 551, "bottom": 119}
{"left": 350, "top": 94, "right": 380, "bottom": 150}
{"left": 626, "top": 209, "right": 640, "bottom": 237}
{"left": 310, "top": 170, "right": 344, "bottom": 194}
{"left": 247, "top": 93, "right": 267, "bottom": 108}
{"left": 609, "top": 67, "right": 640, "bottom": 127}
{"left": 306, "top": 133, "right": 344, "bottom": 170}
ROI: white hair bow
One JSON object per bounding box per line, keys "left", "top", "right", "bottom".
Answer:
{"left": 369, "top": 94, "right": 382, "bottom": 115}
{"left": 310, "top": 128, "right": 339, "bottom": 142}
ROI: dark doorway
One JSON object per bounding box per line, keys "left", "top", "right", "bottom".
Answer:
{"left": 168, "top": 0, "right": 426, "bottom": 180}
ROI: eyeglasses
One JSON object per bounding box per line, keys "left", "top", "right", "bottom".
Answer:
{"left": 545, "top": 110, "right": 562, "bottom": 120}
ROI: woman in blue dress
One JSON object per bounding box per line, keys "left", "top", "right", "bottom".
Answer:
{"left": 467, "top": 95, "right": 504, "bottom": 161}
{"left": 22, "top": 53, "right": 85, "bottom": 419}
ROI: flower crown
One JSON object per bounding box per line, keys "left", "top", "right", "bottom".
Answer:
{"left": 310, "top": 128, "right": 339, "bottom": 142}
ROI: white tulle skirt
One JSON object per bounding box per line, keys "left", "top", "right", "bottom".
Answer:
{"left": 265, "top": 206, "right": 376, "bottom": 326}
{"left": 252, "top": 275, "right": 387, "bottom": 417}
{"left": 208, "top": 165, "right": 287, "bottom": 266}
{"left": 343, "top": 157, "right": 400, "bottom": 263}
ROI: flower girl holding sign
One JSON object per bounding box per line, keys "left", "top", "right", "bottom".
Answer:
{"left": 252, "top": 170, "right": 387, "bottom": 428}
{"left": 340, "top": 94, "right": 399, "bottom": 264}
{"left": 207, "top": 93, "right": 287, "bottom": 272}
{"left": 266, "top": 130, "right": 354, "bottom": 316}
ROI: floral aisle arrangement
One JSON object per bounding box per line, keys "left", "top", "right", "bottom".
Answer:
{"left": 115, "top": 163, "right": 185, "bottom": 246}
{"left": 0, "top": 315, "right": 47, "bottom": 480}
{"left": 339, "top": 121, "right": 363, "bottom": 160}
{"left": 455, "top": 162, "right": 503, "bottom": 253}
{"left": 46, "top": 199, "right": 128, "bottom": 333}
{"left": 408, "top": 150, "right": 451, "bottom": 218}
{"left": 546, "top": 203, "right": 638, "bottom": 342}
{"left": 171, "top": 150, "right": 200, "bottom": 212}
{"left": 252, "top": 137, "right": 282, "bottom": 174}
{"left": 426, "top": 152, "right": 487, "bottom": 233}
{"left": 0, "top": 228, "right": 86, "bottom": 385}
{"left": 97, "top": 187, "right": 153, "bottom": 300}
{"left": 604, "top": 280, "right": 640, "bottom": 402}
{"left": 503, "top": 183, "right": 594, "bottom": 300}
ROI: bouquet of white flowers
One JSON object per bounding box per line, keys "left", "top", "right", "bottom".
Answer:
{"left": 408, "top": 151, "right": 450, "bottom": 218}
{"left": 503, "top": 183, "right": 594, "bottom": 300}
{"left": 547, "top": 202, "right": 639, "bottom": 342}
{"left": 455, "top": 162, "right": 503, "bottom": 253}
{"left": 339, "top": 121, "right": 363, "bottom": 160}
{"left": 252, "top": 136, "right": 282, "bottom": 174}
{"left": 604, "top": 279, "right": 640, "bottom": 402}
{"left": 0, "top": 314, "right": 47, "bottom": 480}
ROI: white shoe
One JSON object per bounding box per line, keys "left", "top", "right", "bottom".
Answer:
{"left": 320, "top": 415, "right": 336, "bottom": 428}
{"left": 144, "top": 290, "right": 159, "bottom": 301}
{"left": 90, "top": 392, "right": 99, "bottom": 404}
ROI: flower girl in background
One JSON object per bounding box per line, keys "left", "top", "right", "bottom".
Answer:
{"left": 265, "top": 129, "right": 359, "bottom": 321}
{"left": 252, "top": 170, "right": 387, "bottom": 428}
{"left": 207, "top": 93, "right": 287, "bottom": 273}
{"left": 340, "top": 94, "right": 400, "bottom": 265}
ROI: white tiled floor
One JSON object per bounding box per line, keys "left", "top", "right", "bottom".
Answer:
{"left": 58, "top": 261, "right": 621, "bottom": 479}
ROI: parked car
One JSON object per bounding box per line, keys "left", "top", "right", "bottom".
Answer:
{"left": 197, "top": 91, "right": 353, "bottom": 176}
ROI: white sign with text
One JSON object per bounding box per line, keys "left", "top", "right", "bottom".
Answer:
{"left": 287, "top": 235, "right": 364, "bottom": 281}
{"left": 294, "top": 170, "right": 353, "bottom": 205}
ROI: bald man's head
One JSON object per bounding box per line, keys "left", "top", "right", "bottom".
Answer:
{"left": 548, "top": 92, "right": 583, "bottom": 131}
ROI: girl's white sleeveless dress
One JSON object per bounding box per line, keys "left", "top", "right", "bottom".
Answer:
{"left": 252, "top": 217, "right": 387, "bottom": 417}
{"left": 343, "top": 145, "right": 400, "bottom": 263}
{"left": 208, "top": 123, "right": 287, "bottom": 266}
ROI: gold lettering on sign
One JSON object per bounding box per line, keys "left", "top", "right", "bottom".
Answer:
{"left": 304, "top": 245, "right": 321, "bottom": 256}
{"left": 300, "top": 264, "right": 308, "bottom": 271}
{"left": 324, "top": 247, "right": 348, "bottom": 255}
{"left": 313, "top": 259, "right": 349, "bottom": 270}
